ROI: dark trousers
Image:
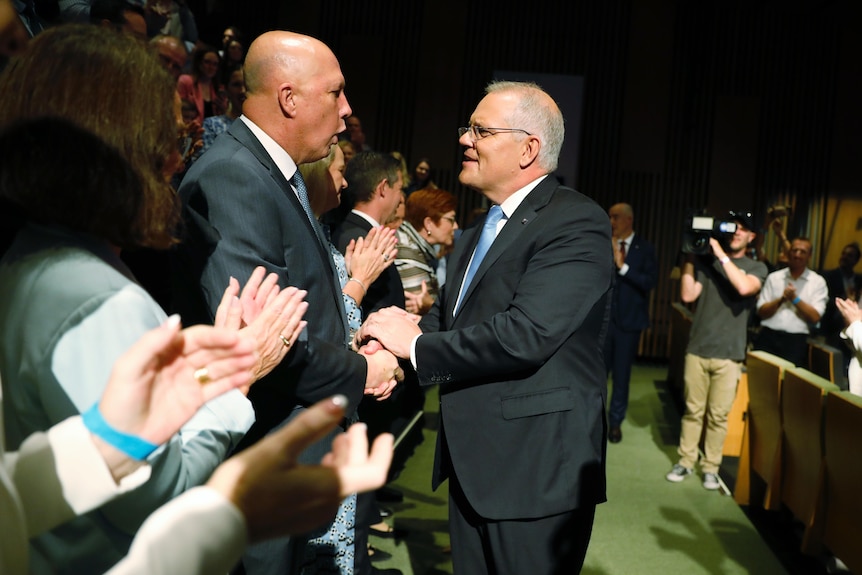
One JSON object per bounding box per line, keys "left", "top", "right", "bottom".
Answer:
{"left": 602, "top": 321, "right": 642, "bottom": 427}
{"left": 353, "top": 491, "right": 378, "bottom": 575}
{"left": 448, "top": 473, "right": 595, "bottom": 575}
{"left": 754, "top": 326, "right": 809, "bottom": 368}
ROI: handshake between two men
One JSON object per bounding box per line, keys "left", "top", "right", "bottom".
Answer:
{"left": 354, "top": 307, "right": 424, "bottom": 366}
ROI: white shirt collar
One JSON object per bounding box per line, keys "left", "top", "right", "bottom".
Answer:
{"left": 239, "top": 115, "right": 299, "bottom": 183}
{"left": 351, "top": 209, "right": 381, "bottom": 228}
{"left": 497, "top": 174, "right": 548, "bottom": 219}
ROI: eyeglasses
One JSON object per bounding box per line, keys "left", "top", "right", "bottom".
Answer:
{"left": 440, "top": 215, "right": 457, "bottom": 224}
{"left": 457, "top": 125, "right": 531, "bottom": 142}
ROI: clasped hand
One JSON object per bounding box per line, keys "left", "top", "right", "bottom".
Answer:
{"left": 355, "top": 306, "right": 423, "bottom": 363}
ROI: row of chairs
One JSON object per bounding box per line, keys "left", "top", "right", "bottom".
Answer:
{"left": 733, "top": 349, "right": 862, "bottom": 573}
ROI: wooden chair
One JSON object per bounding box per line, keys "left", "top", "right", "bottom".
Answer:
{"left": 807, "top": 339, "right": 845, "bottom": 389}
{"left": 779, "top": 367, "right": 838, "bottom": 554}
{"left": 736, "top": 350, "right": 795, "bottom": 508}
{"left": 820, "top": 391, "right": 862, "bottom": 573}
{"left": 722, "top": 369, "right": 748, "bottom": 457}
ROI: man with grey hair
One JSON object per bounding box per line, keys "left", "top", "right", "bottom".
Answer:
{"left": 357, "top": 80, "right": 613, "bottom": 574}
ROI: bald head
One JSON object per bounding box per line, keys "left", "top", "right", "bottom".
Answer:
{"left": 151, "top": 35, "right": 188, "bottom": 80}
{"left": 608, "top": 203, "right": 634, "bottom": 239}
{"left": 245, "top": 31, "right": 325, "bottom": 95}
{"left": 242, "top": 30, "right": 352, "bottom": 165}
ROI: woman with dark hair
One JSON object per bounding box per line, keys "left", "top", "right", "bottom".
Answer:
{"left": 0, "top": 25, "right": 306, "bottom": 573}
{"left": 219, "top": 37, "right": 244, "bottom": 85}
{"left": 177, "top": 43, "right": 226, "bottom": 122}
{"left": 396, "top": 188, "right": 459, "bottom": 314}
{"left": 403, "top": 157, "right": 437, "bottom": 196}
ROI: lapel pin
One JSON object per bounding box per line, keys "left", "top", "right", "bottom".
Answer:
{"left": 521, "top": 218, "right": 528, "bottom": 224}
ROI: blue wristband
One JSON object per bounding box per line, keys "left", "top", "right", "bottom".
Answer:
{"left": 792, "top": 296, "right": 801, "bottom": 305}
{"left": 82, "top": 403, "right": 158, "bottom": 461}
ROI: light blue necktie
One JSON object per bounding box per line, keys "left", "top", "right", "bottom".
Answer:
{"left": 455, "top": 205, "right": 504, "bottom": 312}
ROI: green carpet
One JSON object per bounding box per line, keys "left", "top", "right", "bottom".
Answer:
{"left": 373, "top": 364, "right": 805, "bottom": 574}
{"left": 584, "top": 365, "right": 787, "bottom": 574}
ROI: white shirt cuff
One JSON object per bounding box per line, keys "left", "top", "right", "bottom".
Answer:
{"left": 410, "top": 334, "right": 421, "bottom": 370}
{"left": 49, "top": 416, "right": 151, "bottom": 515}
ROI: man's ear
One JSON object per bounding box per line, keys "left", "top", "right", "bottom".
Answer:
{"left": 374, "top": 178, "right": 388, "bottom": 199}
{"left": 277, "top": 82, "right": 297, "bottom": 117}
{"left": 519, "top": 135, "right": 541, "bottom": 169}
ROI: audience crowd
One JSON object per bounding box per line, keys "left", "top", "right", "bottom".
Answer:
{"left": 1, "top": 2, "right": 860, "bottom": 575}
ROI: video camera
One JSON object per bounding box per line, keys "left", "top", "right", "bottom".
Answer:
{"left": 681, "top": 211, "right": 738, "bottom": 255}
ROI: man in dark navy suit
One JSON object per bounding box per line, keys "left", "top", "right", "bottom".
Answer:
{"left": 604, "top": 203, "right": 657, "bottom": 443}
{"left": 358, "top": 81, "right": 612, "bottom": 575}
{"left": 819, "top": 242, "right": 861, "bottom": 382}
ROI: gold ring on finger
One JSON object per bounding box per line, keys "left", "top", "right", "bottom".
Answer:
{"left": 193, "top": 367, "right": 211, "bottom": 384}
{"left": 280, "top": 335, "right": 291, "bottom": 348}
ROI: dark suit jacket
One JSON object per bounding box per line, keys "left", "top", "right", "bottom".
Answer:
{"left": 612, "top": 234, "right": 657, "bottom": 332}
{"left": 330, "top": 211, "right": 406, "bottom": 317}
{"left": 170, "top": 119, "right": 367, "bottom": 441}
{"left": 416, "top": 176, "right": 613, "bottom": 520}
{"left": 820, "top": 267, "right": 862, "bottom": 338}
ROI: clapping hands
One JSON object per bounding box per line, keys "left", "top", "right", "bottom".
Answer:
{"left": 206, "top": 395, "right": 393, "bottom": 542}
{"left": 344, "top": 226, "right": 398, "bottom": 289}
{"left": 836, "top": 297, "right": 862, "bottom": 329}
{"left": 215, "top": 266, "right": 309, "bottom": 388}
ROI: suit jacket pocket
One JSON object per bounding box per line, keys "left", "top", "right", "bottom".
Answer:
{"left": 500, "top": 387, "right": 574, "bottom": 420}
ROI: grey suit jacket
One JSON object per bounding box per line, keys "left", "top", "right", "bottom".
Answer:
{"left": 417, "top": 176, "right": 613, "bottom": 520}
{"left": 171, "top": 119, "right": 367, "bottom": 440}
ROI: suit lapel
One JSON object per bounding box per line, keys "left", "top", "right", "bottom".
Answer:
{"left": 227, "top": 121, "right": 348, "bottom": 332}
{"left": 228, "top": 122, "right": 329, "bottom": 250}
{"left": 449, "top": 178, "right": 556, "bottom": 319}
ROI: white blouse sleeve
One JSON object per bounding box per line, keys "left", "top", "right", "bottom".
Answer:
{"left": 107, "top": 486, "right": 247, "bottom": 575}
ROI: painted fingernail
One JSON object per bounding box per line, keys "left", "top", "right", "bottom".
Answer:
{"left": 331, "top": 394, "right": 349, "bottom": 409}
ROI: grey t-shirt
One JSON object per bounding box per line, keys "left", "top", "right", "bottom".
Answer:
{"left": 686, "top": 255, "right": 768, "bottom": 361}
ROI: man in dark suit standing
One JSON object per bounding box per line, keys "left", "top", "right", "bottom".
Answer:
{"left": 819, "top": 242, "right": 861, "bottom": 380}
{"left": 331, "top": 151, "right": 407, "bottom": 317}
{"left": 358, "top": 81, "right": 613, "bottom": 575}
{"left": 604, "top": 203, "right": 657, "bottom": 443}
{"left": 170, "top": 30, "right": 401, "bottom": 575}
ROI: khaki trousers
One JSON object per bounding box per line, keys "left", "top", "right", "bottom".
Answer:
{"left": 677, "top": 353, "right": 741, "bottom": 474}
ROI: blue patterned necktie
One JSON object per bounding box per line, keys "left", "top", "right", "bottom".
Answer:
{"left": 291, "top": 170, "right": 316, "bottom": 226}
{"left": 291, "top": 169, "right": 329, "bottom": 248}
{"left": 455, "top": 205, "right": 505, "bottom": 313}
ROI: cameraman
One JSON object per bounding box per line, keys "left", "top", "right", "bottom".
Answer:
{"left": 666, "top": 211, "right": 768, "bottom": 490}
